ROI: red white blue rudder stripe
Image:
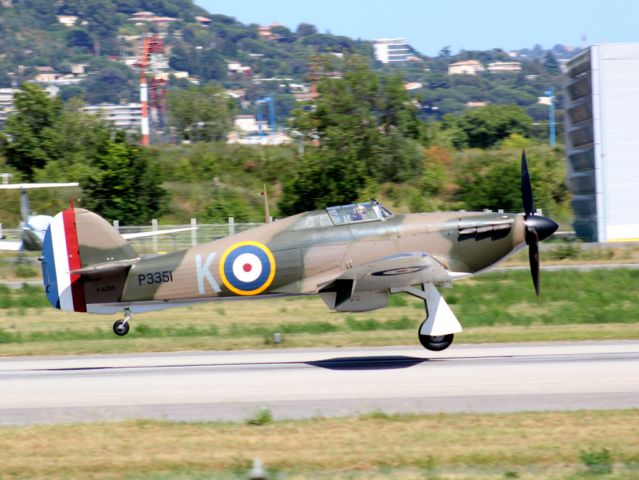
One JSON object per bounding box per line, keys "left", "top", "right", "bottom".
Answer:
{"left": 41, "top": 208, "right": 86, "bottom": 312}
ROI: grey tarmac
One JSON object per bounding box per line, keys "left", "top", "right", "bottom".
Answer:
{"left": 0, "top": 340, "right": 638, "bottom": 426}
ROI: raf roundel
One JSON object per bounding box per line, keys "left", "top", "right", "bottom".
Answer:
{"left": 219, "top": 241, "right": 276, "bottom": 295}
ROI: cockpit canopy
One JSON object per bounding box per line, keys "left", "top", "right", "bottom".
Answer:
{"left": 326, "top": 200, "right": 394, "bottom": 225}
{"left": 290, "top": 200, "right": 394, "bottom": 231}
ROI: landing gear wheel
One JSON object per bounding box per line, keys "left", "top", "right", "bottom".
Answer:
{"left": 113, "top": 319, "right": 130, "bottom": 336}
{"left": 418, "top": 323, "right": 454, "bottom": 351}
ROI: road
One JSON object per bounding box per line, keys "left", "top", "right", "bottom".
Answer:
{"left": 0, "top": 341, "right": 638, "bottom": 425}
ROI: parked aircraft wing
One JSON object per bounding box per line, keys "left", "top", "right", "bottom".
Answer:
{"left": 0, "top": 240, "right": 21, "bottom": 251}
{"left": 0, "top": 183, "right": 79, "bottom": 190}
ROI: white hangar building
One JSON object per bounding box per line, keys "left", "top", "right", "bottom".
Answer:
{"left": 563, "top": 43, "right": 639, "bottom": 242}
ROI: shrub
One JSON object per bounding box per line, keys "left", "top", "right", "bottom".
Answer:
{"left": 579, "top": 447, "right": 613, "bottom": 475}
{"left": 247, "top": 407, "right": 273, "bottom": 426}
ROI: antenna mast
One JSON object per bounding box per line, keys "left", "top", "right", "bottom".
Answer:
{"left": 136, "top": 34, "right": 168, "bottom": 145}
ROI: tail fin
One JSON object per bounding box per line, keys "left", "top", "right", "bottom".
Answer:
{"left": 41, "top": 208, "right": 138, "bottom": 311}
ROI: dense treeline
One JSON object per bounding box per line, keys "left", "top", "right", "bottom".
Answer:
{"left": 0, "top": 83, "right": 166, "bottom": 224}
{"left": 0, "top": 76, "right": 569, "bottom": 227}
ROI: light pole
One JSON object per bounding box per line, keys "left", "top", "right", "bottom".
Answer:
{"left": 545, "top": 88, "right": 556, "bottom": 146}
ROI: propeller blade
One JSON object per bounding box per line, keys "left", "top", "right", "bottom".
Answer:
{"left": 528, "top": 229, "right": 540, "bottom": 298}
{"left": 521, "top": 150, "right": 535, "bottom": 217}
{"left": 520, "top": 152, "right": 558, "bottom": 299}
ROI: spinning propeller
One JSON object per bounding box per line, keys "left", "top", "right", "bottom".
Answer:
{"left": 521, "top": 151, "right": 558, "bottom": 298}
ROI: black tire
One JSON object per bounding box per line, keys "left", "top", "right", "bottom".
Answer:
{"left": 113, "top": 320, "right": 130, "bottom": 336}
{"left": 418, "top": 324, "right": 454, "bottom": 351}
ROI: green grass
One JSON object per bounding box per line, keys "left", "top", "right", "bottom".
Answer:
{"left": 446, "top": 269, "right": 639, "bottom": 327}
{"left": 0, "top": 268, "right": 637, "bottom": 355}
{"left": 0, "top": 283, "right": 49, "bottom": 309}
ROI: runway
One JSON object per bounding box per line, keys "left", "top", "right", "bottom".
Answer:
{"left": 1, "top": 341, "right": 638, "bottom": 425}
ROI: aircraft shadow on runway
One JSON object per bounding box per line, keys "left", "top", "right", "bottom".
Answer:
{"left": 305, "top": 355, "right": 427, "bottom": 371}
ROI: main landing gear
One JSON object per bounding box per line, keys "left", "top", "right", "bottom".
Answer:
{"left": 418, "top": 328, "right": 454, "bottom": 352}
{"left": 113, "top": 308, "right": 132, "bottom": 336}
{"left": 391, "top": 283, "right": 462, "bottom": 352}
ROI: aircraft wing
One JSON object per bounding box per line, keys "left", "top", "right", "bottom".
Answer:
{"left": 121, "top": 227, "right": 196, "bottom": 240}
{"left": 0, "top": 240, "right": 22, "bottom": 251}
{"left": 339, "top": 252, "right": 451, "bottom": 288}
{"left": 319, "top": 252, "right": 451, "bottom": 311}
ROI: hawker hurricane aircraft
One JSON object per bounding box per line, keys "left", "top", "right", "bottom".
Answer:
{"left": 41, "top": 153, "right": 557, "bottom": 351}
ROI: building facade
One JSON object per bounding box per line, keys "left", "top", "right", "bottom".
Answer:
{"left": 374, "top": 38, "right": 414, "bottom": 64}
{"left": 82, "top": 103, "right": 142, "bottom": 133}
{"left": 486, "top": 61, "right": 522, "bottom": 73}
{"left": 563, "top": 43, "right": 639, "bottom": 242}
{"left": 0, "top": 88, "right": 16, "bottom": 126}
{"left": 448, "top": 60, "right": 485, "bottom": 75}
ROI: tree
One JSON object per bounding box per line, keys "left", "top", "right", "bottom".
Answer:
{"left": 1, "top": 84, "right": 168, "bottom": 222}
{"left": 442, "top": 105, "right": 533, "bottom": 149}
{"left": 65, "top": 29, "right": 94, "bottom": 52}
{"left": 296, "top": 23, "right": 318, "bottom": 37}
{"left": 456, "top": 145, "right": 567, "bottom": 216}
{"left": 82, "top": 132, "right": 168, "bottom": 224}
{"left": 270, "top": 25, "right": 294, "bottom": 43}
{"left": 543, "top": 51, "right": 561, "bottom": 75}
{"left": 168, "top": 84, "right": 236, "bottom": 142}
{"left": 281, "top": 57, "right": 428, "bottom": 213}
{"left": 438, "top": 46, "right": 451, "bottom": 58}
{"left": 84, "top": 66, "right": 136, "bottom": 104}
{"left": 170, "top": 47, "right": 227, "bottom": 82}
{"left": 1, "top": 83, "right": 63, "bottom": 180}
{"left": 279, "top": 142, "right": 366, "bottom": 215}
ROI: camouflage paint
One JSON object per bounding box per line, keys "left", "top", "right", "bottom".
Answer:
{"left": 43, "top": 206, "right": 529, "bottom": 315}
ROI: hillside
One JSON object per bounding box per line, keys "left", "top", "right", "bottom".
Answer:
{"left": 0, "top": 0, "right": 569, "bottom": 122}
{"left": 0, "top": 1, "right": 573, "bottom": 232}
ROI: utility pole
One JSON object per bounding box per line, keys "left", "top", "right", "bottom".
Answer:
{"left": 261, "top": 184, "right": 271, "bottom": 223}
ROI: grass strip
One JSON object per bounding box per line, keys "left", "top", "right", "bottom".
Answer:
{"left": 0, "top": 410, "right": 637, "bottom": 479}
{"left": 0, "top": 269, "right": 637, "bottom": 355}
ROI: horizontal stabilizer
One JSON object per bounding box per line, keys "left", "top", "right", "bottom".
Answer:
{"left": 69, "top": 257, "right": 139, "bottom": 276}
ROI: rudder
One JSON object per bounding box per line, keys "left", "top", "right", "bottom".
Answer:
{"left": 41, "top": 208, "right": 138, "bottom": 311}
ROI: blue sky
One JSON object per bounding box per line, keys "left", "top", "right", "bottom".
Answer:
{"left": 194, "top": 0, "right": 639, "bottom": 56}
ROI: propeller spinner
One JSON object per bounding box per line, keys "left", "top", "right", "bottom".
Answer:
{"left": 521, "top": 151, "right": 558, "bottom": 298}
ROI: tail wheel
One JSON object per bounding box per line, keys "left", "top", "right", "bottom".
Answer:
{"left": 418, "top": 327, "right": 454, "bottom": 351}
{"left": 113, "top": 319, "right": 130, "bottom": 336}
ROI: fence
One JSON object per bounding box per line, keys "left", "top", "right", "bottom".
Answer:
{"left": 0, "top": 218, "right": 264, "bottom": 255}
{"left": 118, "top": 219, "right": 263, "bottom": 254}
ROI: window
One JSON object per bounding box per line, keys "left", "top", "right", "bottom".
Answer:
{"left": 290, "top": 211, "right": 334, "bottom": 230}
{"left": 326, "top": 200, "right": 393, "bottom": 225}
